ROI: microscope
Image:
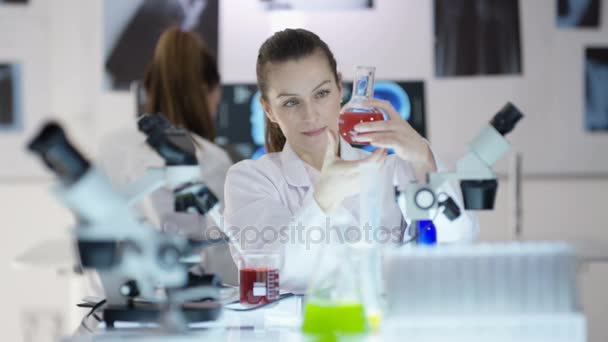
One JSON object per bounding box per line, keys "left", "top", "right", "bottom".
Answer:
{"left": 27, "top": 117, "right": 225, "bottom": 329}
{"left": 124, "top": 113, "right": 221, "bottom": 221}
{"left": 396, "top": 102, "right": 524, "bottom": 244}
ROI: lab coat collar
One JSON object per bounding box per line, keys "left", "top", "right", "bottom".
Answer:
{"left": 280, "top": 142, "right": 311, "bottom": 188}
{"left": 280, "top": 137, "right": 366, "bottom": 188}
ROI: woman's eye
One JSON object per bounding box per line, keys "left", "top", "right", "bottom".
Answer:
{"left": 315, "top": 90, "right": 330, "bottom": 99}
{"left": 283, "top": 98, "right": 299, "bottom": 107}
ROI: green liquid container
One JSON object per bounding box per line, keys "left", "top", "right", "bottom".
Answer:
{"left": 302, "top": 302, "right": 367, "bottom": 341}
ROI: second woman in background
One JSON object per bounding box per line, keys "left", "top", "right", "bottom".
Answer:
{"left": 144, "top": 27, "right": 236, "bottom": 284}
{"left": 100, "top": 27, "right": 237, "bottom": 285}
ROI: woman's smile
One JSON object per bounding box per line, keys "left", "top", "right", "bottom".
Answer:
{"left": 302, "top": 126, "right": 327, "bottom": 137}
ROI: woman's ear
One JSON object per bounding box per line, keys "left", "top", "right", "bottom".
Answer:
{"left": 260, "top": 96, "right": 277, "bottom": 124}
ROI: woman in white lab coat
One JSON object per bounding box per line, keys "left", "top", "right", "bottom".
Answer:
{"left": 222, "top": 28, "right": 478, "bottom": 294}
{"left": 99, "top": 27, "right": 237, "bottom": 285}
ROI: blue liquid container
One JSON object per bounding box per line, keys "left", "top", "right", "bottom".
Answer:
{"left": 417, "top": 220, "right": 437, "bottom": 245}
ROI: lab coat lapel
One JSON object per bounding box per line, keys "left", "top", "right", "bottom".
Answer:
{"left": 280, "top": 142, "right": 312, "bottom": 188}
{"left": 280, "top": 139, "right": 364, "bottom": 227}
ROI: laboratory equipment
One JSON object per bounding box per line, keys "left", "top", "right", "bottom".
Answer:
{"left": 339, "top": 66, "right": 385, "bottom": 145}
{"left": 125, "top": 113, "right": 221, "bottom": 222}
{"left": 395, "top": 102, "right": 524, "bottom": 244}
{"left": 27, "top": 119, "right": 226, "bottom": 329}
{"left": 382, "top": 242, "right": 586, "bottom": 342}
{"left": 238, "top": 250, "right": 280, "bottom": 306}
{"left": 302, "top": 302, "right": 367, "bottom": 337}
{"left": 415, "top": 219, "right": 437, "bottom": 245}
{"left": 301, "top": 243, "right": 372, "bottom": 340}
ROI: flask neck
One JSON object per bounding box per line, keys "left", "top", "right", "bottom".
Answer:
{"left": 351, "top": 66, "right": 375, "bottom": 101}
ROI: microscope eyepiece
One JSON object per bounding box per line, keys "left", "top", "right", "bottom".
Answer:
{"left": 460, "top": 179, "right": 498, "bottom": 210}
{"left": 27, "top": 122, "right": 90, "bottom": 184}
{"left": 490, "top": 102, "right": 524, "bottom": 136}
{"left": 137, "top": 113, "right": 171, "bottom": 137}
{"left": 138, "top": 113, "right": 198, "bottom": 166}
{"left": 174, "top": 183, "right": 219, "bottom": 215}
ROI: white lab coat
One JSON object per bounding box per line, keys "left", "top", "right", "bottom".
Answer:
{"left": 222, "top": 138, "right": 479, "bottom": 293}
{"left": 98, "top": 126, "right": 238, "bottom": 285}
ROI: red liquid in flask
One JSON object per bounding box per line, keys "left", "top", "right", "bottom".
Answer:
{"left": 339, "top": 111, "right": 384, "bottom": 145}
{"left": 239, "top": 267, "right": 280, "bottom": 306}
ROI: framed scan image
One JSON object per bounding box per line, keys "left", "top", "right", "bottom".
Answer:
{"left": 103, "top": 0, "right": 219, "bottom": 91}
{"left": 0, "top": 63, "right": 23, "bottom": 132}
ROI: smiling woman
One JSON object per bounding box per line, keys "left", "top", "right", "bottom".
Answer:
{"left": 256, "top": 29, "right": 341, "bottom": 163}
{"left": 222, "top": 28, "right": 479, "bottom": 294}
{"left": 260, "top": 51, "right": 341, "bottom": 169}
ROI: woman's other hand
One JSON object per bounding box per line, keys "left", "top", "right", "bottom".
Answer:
{"left": 313, "top": 129, "right": 386, "bottom": 213}
{"left": 351, "top": 98, "right": 436, "bottom": 181}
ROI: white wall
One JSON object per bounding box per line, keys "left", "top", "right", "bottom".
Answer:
{"left": 0, "top": 1, "right": 52, "bottom": 179}
{"left": 1, "top": 0, "right": 607, "bottom": 341}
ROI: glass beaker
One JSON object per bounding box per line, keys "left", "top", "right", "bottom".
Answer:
{"left": 237, "top": 250, "right": 280, "bottom": 306}
{"left": 302, "top": 244, "right": 371, "bottom": 340}
{"left": 339, "top": 66, "right": 385, "bottom": 145}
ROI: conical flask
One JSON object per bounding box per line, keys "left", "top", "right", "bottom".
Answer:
{"left": 301, "top": 243, "right": 369, "bottom": 340}
{"left": 339, "top": 66, "right": 385, "bottom": 146}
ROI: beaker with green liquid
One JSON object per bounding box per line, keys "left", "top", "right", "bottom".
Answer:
{"left": 302, "top": 301, "right": 367, "bottom": 341}
{"left": 301, "top": 243, "right": 381, "bottom": 341}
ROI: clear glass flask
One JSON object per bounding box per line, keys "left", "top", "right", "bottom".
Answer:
{"left": 301, "top": 244, "right": 368, "bottom": 340}
{"left": 301, "top": 245, "right": 385, "bottom": 339}
{"left": 339, "top": 66, "right": 385, "bottom": 145}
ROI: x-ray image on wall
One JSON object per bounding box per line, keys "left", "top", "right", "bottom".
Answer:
{"left": 434, "top": 0, "right": 522, "bottom": 77}
{"left": 557, "top": 0, "right": 601, "bottom": 28}
{"left": 215, "top": 84, "right": 261, "bottom": 161}
{"left": 585, "top": 48, "right": 608, "bottom": 131}
{"left": 216, "top": 81, "right": 425, "bottom": 161}
{"left": 104, "top": 0, "right": 218, "bottom": 91}
{"left": 0, "top": 63, "right": 22, "bottom": 131}
{"left": 259, "top": 0, "right": 373, "bottom": 10}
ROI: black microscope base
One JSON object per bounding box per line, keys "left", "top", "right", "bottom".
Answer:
{"left": 103, "top": 301, "right": 222, "bottom": 328}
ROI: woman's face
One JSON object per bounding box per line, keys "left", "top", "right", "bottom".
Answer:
{"left": 261, "top": 50, "right": 342, "bottom": 156}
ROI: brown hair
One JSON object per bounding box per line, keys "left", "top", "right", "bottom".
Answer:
{"left": 256, "top": 28, "right": 339, "bottom": 153}
{"left": 144, "top": 27, "right": 220, "bottom": 141}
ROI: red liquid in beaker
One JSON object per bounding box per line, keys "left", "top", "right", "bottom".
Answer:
{"left": 338, "top": 111, "right": 384, "bottom": 145}
{"left": 239, "top": 267, "right": 280, "bottom": 306}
